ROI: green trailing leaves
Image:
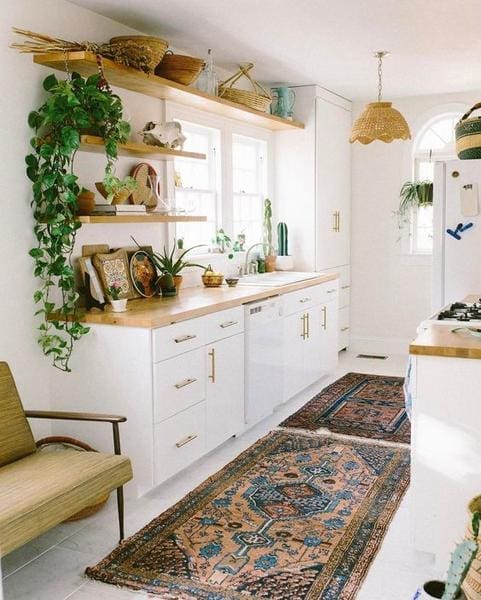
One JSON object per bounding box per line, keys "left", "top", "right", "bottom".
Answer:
{"left": 27, "top": 72, "right": 130, "bottom": 371}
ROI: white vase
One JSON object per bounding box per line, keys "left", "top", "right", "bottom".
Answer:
{"left": 110, "top": 298, "right": 128, "bottom": 313}
{"left": 414, "top": 581, "right": 467, "bottom": 599}
{"left": 275, "top": 255, "right": 294, "bottom": 271}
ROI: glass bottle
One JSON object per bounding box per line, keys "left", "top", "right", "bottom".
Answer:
{"left": 197, "top": 49, "right": 218, "bottom": 96}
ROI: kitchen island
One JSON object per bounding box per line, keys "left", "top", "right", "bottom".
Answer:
{"left": 410, "top": 316, "right": 481, "bottom": 569}
{"left": 49, "top": 274, "right": 339, "bottom": 497}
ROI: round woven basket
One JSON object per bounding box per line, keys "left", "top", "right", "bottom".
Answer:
{"left": 108, "top": 35, "right": 168, "bottom": 73}
{"left": 202, "top": 274, "right": 224, "bottom": 287}
{"left": 219, "top": 63, "right": 271, "bottom": 112}
{"left": 456, "top": 103, "right": 481, "bottom": 160}
{"left": 155, "top": 51, "right": 204, "bottom": 86}
{"left": 36, "top": 436, "right": 110, "bottom": 522}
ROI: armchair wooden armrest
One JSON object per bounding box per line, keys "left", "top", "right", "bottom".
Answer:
{"left": 25, "top": 410, "right": 127, "bottom": 455}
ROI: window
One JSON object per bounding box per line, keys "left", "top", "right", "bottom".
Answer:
{"left": 174, "top": 121, "right": 221, "bottom": 248}
{"left": 411, "top": 113, "right": 461, "bottom": 254}
{"left": 232, "top": 134, "right": 267, "bottom": 247}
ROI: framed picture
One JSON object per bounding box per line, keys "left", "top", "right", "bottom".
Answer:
{"left": 130, "top": 250, "right": 158, "bottom": 298}
{"left": 93, "top": 249, "right": 135, "bottom": 299}
{"left": 78, "top": 256, "right": 105, "bottom": 304}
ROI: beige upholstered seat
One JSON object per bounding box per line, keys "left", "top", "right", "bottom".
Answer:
{"left": 0, "top": 361, "right": 133, "bottom": 557}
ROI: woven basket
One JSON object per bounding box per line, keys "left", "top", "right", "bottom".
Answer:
{"left": 202, "top": 274, "right": 224, "bottom": 287}
{"left": 108, "top": 35, "right": 168, "bottom": 73}
{"left": 349, "top": 102, "right": 411, "bottom": 144}
{"left": 155, "top": 51, "right": 204, "bottom": 86}
{"left": 456, "top": 103, "right": 481, "bottom": 160}
{"left": 462, "top": 496, "right": 481, "bottom": 600}
{"left": 36, "top": 436, "right": 109, "bottom": 521}
{"left": 219, "top": 63, "right": 271, "bottom": 112}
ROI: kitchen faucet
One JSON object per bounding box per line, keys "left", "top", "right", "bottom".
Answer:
{"left": 240, "top": 242, "right": 274, "bottom": 276}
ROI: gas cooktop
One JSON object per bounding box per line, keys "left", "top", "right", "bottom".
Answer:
{"left": 437, "top": 301, "right": 481, "bottom": 322}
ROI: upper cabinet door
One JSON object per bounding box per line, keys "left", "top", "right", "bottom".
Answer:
{"left": 315, "top": 97, "right": 351, "bottom": 270}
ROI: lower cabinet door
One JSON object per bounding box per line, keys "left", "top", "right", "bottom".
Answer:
{"left": 205, "top": 333, "right": 244, "bottom": 453}
{"left": 283, "top": 311, "right": 307, "bottom": 402}
{"left": 154, "top": 401, "right": 206, "bottom": 485}
{"left": 303, "top": 306, "right": 323, "bottom": 386}
{"left": 320, "top": 301, "right": 339, "bottom": 373}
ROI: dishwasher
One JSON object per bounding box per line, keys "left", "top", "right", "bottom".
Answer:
{"left": 244, "top": 296, "right": 284, "bottom": 426}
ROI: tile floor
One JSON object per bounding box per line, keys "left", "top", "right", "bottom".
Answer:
{"left": 1, "top": 351, "right": 437, "bottom": 599}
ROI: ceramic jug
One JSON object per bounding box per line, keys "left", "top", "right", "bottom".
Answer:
{"left": 271, "top": 86, "right": 295, "bottom": 119}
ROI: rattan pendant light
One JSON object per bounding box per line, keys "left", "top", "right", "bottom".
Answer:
{"left": 349, "top": 51, "right": 411, "bottom": 144}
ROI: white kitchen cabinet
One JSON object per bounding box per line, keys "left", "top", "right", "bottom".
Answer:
{"left": 205, "top": 333, "right": 244, "bottom": 453}
{"left": 275, "top": 85, "right": 351, "bottom": 349}
{"left": 320, "top": 299, "right": 339, "bottom": 373}
{"left": 283, "top": 309, "right": 309, "bottom": 401}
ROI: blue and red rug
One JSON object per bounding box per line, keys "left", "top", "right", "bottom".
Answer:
{"left": 86, "top": 429, "right": 409, "bottom": 599}
{"left": 280, "top": 372, "right": 410, "bottom": 445}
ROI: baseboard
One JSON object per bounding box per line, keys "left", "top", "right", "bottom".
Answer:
{"left": 348, "top": 335, "right": 411, "bottom": 356}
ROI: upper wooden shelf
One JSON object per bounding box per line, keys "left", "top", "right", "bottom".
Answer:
{"left": 77, "top": 214, "right": 207, "bottom": 224}
{"left": 80, "top": 135, "right": 206, "bottom": 161}
{"left": 34, "top": 52, "right": 305, "bottom": 132}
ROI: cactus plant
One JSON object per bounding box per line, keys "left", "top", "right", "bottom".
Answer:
{"left": 277, "top": 222, "right": 288, "bottom": 256}
{"left": 263, "top": 199, "right": 273, "bottom": 249}
{"left": 442, "top": 511, "right": 480, "bottom": 599}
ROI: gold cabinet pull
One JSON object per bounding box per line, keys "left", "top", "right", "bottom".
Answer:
{"left": 174, "top": 334, "right": 197, "bottom": 344}
{"left": 174, "top": 377, "right": 197, "bottom": 389}
{"left": 341, "top": 326, "right": 350, "bottom": 332}
{"left": 300, "top": 314, "right": 306, "bottom": 339}
{"left": 332, "top": 211, "right": 338, "bottom": 232}
{"left": 322, "top": 306, "right": 327, "bottom": 330}
{"left": 208, "top": 348, "right": 216, "bottom": 382}
{"left": 299, "top": 297, "right": 311, "bottom": 304}
{"left": 175, "top": 434, "right": 198, "bottom": 448}
{"left": 326, "top": 289, "right": 337, "bottom": 294}
{"left": 220, "top": 320, "right": 238, "bottom": 328}
{"left": 337, "top": 210, "right": 341, "bottom": 232}
{"left": 341, "top": 284, "right": 350, "bottom": 290}
{"left": 306, "top": 312, "right": 310, "bottom": 338}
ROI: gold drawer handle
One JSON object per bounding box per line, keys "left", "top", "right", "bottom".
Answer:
{"left": 220, "top": 320, "right": 238, "bottom": 328}
{"left": 175, "top": 434, "right": 198, "bottom": 448}
{"left": 174, "top": 377, "right": 197, "bottom": 389}
{"left": 174, "top": 334, "right": 197, "bottom": 343}
{"left": 299, "top": 297, "right": 311, "bottom": 303}
{"left": 326, "top": 289, "right": 337, "bottom": 294}
{"left": 341, "top": 326, "right": 350, "bottom": 332}
{"left": 341, "top": 285, "right": 350, "bottom": 290}
{"left": 208, "top": 348, "right": 216, "bottom": 382}
{"left": 322, "top": 306, "right": 327, "bottom": 330}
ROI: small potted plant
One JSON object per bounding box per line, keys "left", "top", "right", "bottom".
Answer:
{"left": 105, "top": 282, "right": 127, "bottom": 312}
{"left": 276, "top": 222, "right": 293, "bottom": 271}
{"left": 212, "top": 228, "right": 234, "bottom": 259}
{"left": 396, "top": 180, "right": 433, "bottom": 230}
{"left": 95, "top": 173, "right": 138, "bottom": 205}
{"left": 263, "top": 198, "right": 277, "bottom": 272}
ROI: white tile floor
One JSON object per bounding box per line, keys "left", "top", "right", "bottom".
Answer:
{"left": 1, "top": 351, "right": 437, "bottom": 599}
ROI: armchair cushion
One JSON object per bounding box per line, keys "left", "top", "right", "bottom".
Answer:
{"left": 0, "top": 362, "right": 35, "bottom": 467}
{"left": 0, "top": 447, "right": 132, "bottom": 556}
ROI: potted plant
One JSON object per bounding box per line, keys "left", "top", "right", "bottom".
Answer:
{"left": 263, "top": 198, "right": 277, "bottom": 272}
{"left": 415, "top": 511, "right": 480, "bottom": 599}
{"left": 95, "top": 173, "right": 138, "bottom": 205}
{"left": 212, "top": 228, "right": 234, "bottom": 259}
{"left": 396, "top": 180, "right": 434, "bottom": 229}
{"left": 105, "top": 283, "right": 127, "bottom": 313}
{"left": 276, "top": 222, "right": 293, "bottom": 271}
{"left": 26, "top": 71, "right": 130, "bottom": 371}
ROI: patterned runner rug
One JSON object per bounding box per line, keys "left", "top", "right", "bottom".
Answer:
{"left": 86, "top": 430, "right": 409, "bottom": 599}
{"left": 280, "top": 372, "right": 410, "bottom": 445}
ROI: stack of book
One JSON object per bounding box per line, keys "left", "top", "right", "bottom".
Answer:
{"left": 90, "top": 204, "right": 147, "bottom": 216}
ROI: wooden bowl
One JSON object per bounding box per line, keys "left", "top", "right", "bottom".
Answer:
{"left": 202, "top": 274, "right": 224, "bottom": 288}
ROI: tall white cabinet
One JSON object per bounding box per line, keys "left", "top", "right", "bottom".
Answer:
{"left": 275, "top": 85, "right": 352, "bottom": 350}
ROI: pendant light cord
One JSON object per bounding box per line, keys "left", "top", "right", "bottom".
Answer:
{"left": 377, "top": 53, "right": 383, "bottom": 102}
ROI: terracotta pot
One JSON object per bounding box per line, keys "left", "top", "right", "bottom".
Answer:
{"left": 95, "top": 182, "right": 132, "bottom": 205}
{"left": 265, "top": 255, "right": 277, "bottom": 272}
{"left": 173, "top": 275, "right": 183, "bottom": 290}
{"left": 76, "top": 191, "right": 96, "bottom": 216}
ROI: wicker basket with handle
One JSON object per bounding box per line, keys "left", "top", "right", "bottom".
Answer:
{"left": 456, "top": 103, "right": 481, "bottom": 160}
{"left": 219, "top": 63, "right": 271, "bottom": 112}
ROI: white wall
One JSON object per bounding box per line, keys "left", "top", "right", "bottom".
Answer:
{"left": 0, "top": 0, "right": 146, "bottom": 424}
{"left": 350, "top": 90, "right": 481, "bottom": 354}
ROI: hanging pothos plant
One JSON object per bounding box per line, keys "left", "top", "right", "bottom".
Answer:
{"left": 395, "top": 180, "right": 434, "bottom": 230}
{"left": 26, "top": 70, "right": 130, "bottom": 371}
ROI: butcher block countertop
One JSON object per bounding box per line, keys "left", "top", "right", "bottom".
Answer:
{"left": 76, "top": 273, "right": 338, "bottom": 329}
{"left": 410, "top": 325, "right": 481, "bottom": 360}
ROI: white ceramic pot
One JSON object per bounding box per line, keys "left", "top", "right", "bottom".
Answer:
{"left": 275, "top": 255, "right": 294, "bottom": 271}
{"left": 414, "top": 581, "right": 466, "bottom": 599}
{"left": 110, "top": 298, "right": 128, "bottom": 313}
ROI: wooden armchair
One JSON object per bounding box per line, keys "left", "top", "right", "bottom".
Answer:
{"left": 0, "top": 362, "right": 132, "bottom": 557}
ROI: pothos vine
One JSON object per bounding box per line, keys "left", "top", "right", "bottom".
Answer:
{"left": 26, "top": 68, "right": 130, "bottom": 371}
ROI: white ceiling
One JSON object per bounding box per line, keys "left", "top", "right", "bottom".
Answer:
{"left": 69, "top": 0, "right": 481, "bottom": 100}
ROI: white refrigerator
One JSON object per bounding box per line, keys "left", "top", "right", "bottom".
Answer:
{"left": 433, "top": 158, "right": 481, "bottom": 309}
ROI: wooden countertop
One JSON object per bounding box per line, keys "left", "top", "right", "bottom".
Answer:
{"left": 410, "top": 325, "right": 481, "bottom": 359}
{"left": 75, "top": 273, "right": 338, "bottom": 329}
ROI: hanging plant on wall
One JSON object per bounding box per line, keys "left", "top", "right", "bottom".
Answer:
{"left": 26, "top": 70, "right": 130, "bottom": 371}
{"left": 395, "top": 180, "right": 433, "bottom": 230}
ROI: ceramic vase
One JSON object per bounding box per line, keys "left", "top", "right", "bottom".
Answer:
{"left": 414, "top": 581, "right": 466, "bottom": 599}
{"left": 110, "top": 298, "right": 127, "bottom": 313}
{"left": 275, "top": 255, "right": 294, "bottom": 271}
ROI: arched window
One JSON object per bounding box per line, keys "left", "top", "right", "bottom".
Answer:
{"left": 410, "top": 112, "right": 461, "bottom": 253}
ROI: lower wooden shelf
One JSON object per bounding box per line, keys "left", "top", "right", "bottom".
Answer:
{"left": 77, "top": 214, "right": 207, "bottom": 224}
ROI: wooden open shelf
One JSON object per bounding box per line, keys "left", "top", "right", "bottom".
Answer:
{"left": 80, "top": 135, "right": 206, "bottom": 161}
{"left": 34, "top": 52, "right": 305, "bottom": 132}
{"left": 77, "top": 214, "right": 207, "bottom": 224}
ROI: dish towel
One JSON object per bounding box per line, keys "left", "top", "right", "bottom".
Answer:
{"left": 403, "top": 357, "right": 413, "bottom": 421}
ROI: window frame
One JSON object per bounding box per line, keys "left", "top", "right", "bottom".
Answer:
{"left": 164, "top": 101, "right": 273, "bottom": 253}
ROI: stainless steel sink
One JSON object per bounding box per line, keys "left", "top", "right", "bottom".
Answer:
{"left": 237, "top": 271, "right": 320, "bottom": 287}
